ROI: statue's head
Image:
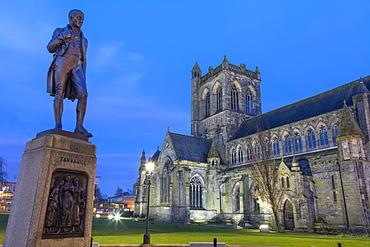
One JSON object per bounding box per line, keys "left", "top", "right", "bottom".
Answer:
{"left": 68, "top": 9, "right": 84, "bottom": 28}
{"left": 63, "top": 174, "right": 72, "bottom": 182}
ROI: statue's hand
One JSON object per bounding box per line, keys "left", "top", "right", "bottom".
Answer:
{"left": 59, "top": 30, "right": 72, "bottom": 41}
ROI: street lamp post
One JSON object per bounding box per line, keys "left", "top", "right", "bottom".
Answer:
{"left": 143, "top": 162, "right": 154, "bottom": 244}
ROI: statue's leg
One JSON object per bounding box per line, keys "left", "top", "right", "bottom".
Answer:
{"left": 72, "top": 64, "right": 92, "bottom": 137}
{"left": 53, "top": 62, "right": 68, "bottom": 129}
{"left": 76, "top": 95, "right": 87, "bottom": 128}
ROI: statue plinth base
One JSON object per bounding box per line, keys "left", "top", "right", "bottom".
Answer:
{"left": 4, "top": 130, "right": 96, "bottom": 247}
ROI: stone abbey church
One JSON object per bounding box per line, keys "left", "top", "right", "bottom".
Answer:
{"left": 134, "top": 56, "right": 370, "bottom": 233}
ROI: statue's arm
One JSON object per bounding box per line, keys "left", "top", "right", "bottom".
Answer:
{"left": 47, "top": 28, "right": 71, "bottom": 54}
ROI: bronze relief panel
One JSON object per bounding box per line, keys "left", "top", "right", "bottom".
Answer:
{"left": 43, "top": 170, "right": 88, "bottom": 238}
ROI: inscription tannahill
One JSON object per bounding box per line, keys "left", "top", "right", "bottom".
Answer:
{"left": 60, "top": 156, "right": 87, "bottom": 166}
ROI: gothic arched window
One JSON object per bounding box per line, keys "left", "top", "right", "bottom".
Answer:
{"left": 190, "top": 176, "right": 203, "bottom": 208}
{"left": 294, "top": 132, "right": 303, "bottom": 152}
{"left": 333, "top": 121, "right": 339, "bottom": 142}
{"left": 254, "top": 143, "right": 261, "bottom": 159}
{"left": 246, "top": 146, "right": 252, "bottom": 161}
{"left": 273, "top": 137, "right": 280, "bottom": 156}
{"left": 233, "top": 184, "right": 240, "bottom": 212}
{"left": 319, "top": 125, "right": 329, "bottom": 146}
{"left": 238, "top": 147, "right": 243, "bottom": 163}
{"left": 281, "top": 176, "right": 290, "bottom": 188}
{"left": 246, "top": 89, "right": 255, "bottom": 114}
{"left": 284, "top": 135, "right": 292, "bottom": 154}
{"left": 216, "top": 87, "right": 222, "bottom": 112}
{"left": 205, "top": 92, "right": 210, "bottom": 117}
{"left": 231, "top": 148, "right": 236, "bottom": 164}
{"left": 251, "top": 186, "right": 260, "bottom": 212}
{"left": 161, "top": 160, "right": 171, "bottom": 203}
{"left": 306, "top": 128, "right": 317, "bottom": 149}
{"left": 231, "top": 84, "right": 239, "bottom": 110}
{"left": 281, "top": 177, "right": 285, "bottom": 188}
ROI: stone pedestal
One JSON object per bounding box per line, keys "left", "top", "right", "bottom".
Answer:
{"left": 4, "top": 130, "right": 96, "bottom": 247}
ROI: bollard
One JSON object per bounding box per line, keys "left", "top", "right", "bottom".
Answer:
{"left": 214, "top": 238, "right": 217, "bottom": 247}
{"left": 337, "top": 243, "right": 342, "bottom": 247}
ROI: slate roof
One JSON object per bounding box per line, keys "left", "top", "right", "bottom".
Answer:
{"left": 231, "top": 77, "right": 370, "bottom": 140}
{"left": 169, "top": 132, "right": 212, "bottom": 163}
{"left": 149, "top": 150, "right": 161, "bottom": 163}
{"left": 284, "top": 159, "right": 312, "bottom": 176}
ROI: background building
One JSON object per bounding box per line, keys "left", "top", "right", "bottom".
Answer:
{"left": 0, "top": 182, "right": 16, "bottom": 212}
{"left": 135, "top": 57, "right": 370, "bottom": 233}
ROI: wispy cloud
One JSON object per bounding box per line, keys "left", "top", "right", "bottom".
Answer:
{"left": 126, "top": 52, "right": 143, "bottom": 61}
{"left": 89, "top": 42, "right": 125, "bottom": 70}
{"left": 0, "top": 11, "right": 51, "bottom": 54}
{"left": 98, "top": 153, "right": 140, "bottom": 159}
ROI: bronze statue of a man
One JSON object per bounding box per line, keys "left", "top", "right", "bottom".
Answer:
{"left": 47, "top": 9, "right": 92, "bottom": 137}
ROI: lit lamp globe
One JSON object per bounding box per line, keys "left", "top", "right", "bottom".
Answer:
{"left": 145, "top": 162, "right": 155, "bottom": 174}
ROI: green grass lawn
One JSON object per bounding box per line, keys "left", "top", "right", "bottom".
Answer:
{"left": 91, "top": 217, "right": 369, "bottom": 247}
{"left": 0, "top": 214, "right": 369, "bottom": 247}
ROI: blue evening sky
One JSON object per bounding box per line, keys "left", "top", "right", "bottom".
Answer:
{"left": 0, "top": 0, "right": 369, "bottom": 196}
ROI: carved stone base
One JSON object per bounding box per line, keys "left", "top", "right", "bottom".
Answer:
{"left": 4, "top": 131, "right": 96, "bottom": 247}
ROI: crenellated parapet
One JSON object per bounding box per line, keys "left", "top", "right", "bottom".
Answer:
{"left": 198, "top": 58, "right": 260, "bottom": 83}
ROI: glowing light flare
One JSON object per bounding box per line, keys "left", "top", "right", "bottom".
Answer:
{"left": 114, "top": 213, "right": 121, "bottom": 221}
{"left": 96, "top": 214, "right": 101, "bottom": 218}
{"left": 259, "top": 224, "right": 269, "bottom": 232}
{"left": 145, "top": 162, "right": 155, "bottom": 174}
{"left": 108, "top": 215, "right": 114, "bottom": 220}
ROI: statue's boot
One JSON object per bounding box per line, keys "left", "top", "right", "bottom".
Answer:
{"left": 75, "top": 125, "right": 93, "bottom": 137}
{"left": 74, "top": 97, "right": 92, "bottom": 137}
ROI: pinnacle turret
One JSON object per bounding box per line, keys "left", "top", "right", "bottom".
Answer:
{"left": 191, "top": 62, "right": 202, "bottom": 78}
{"left": 141, "top": 149, "right": 146, "bottom": 167}
{"left": 337, "top": 101, "right": 364, "bottom": 139}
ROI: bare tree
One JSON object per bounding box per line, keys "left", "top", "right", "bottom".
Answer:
{"left": 249, "top": 127, "right": 284, "bottom": 232}
{"left": 114, "top": 186, "right": 124, "bottom": 197}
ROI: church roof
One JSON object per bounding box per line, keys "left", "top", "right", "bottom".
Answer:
{"left": 169, "top": 133, "right": 212, "bottom": 163}
{"left": 149, "top": 150, "right": 161, "bottom": 164}
{"left": 284, "top": 159, "right": 312, "bottom": 176}
{"left": 231, "top": 77, "right": 370, "bottom": 140}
